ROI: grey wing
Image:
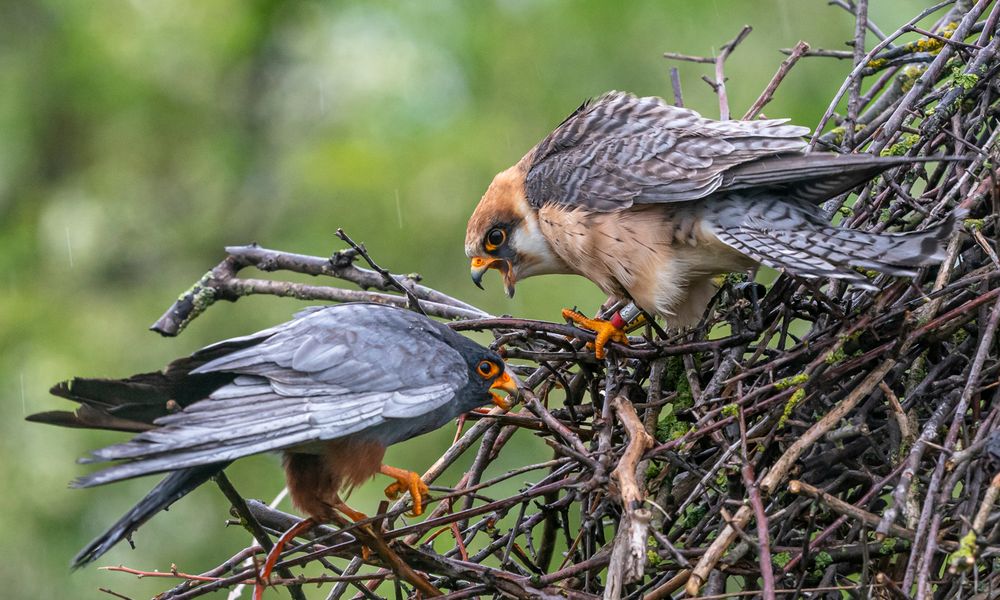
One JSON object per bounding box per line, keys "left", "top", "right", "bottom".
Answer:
{"left": 74, "top": 305, "right": 469, "bottom": 487}
{"left": 524, "top": 91, "right": 810, "bottom": 212}
{"left": 717, "top": 153, "right": 941, "bottom": 205}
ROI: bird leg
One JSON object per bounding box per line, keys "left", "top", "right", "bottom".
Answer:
{"left": 562, "top": 304, "right": 645, "bottom": 359}
{"left": 254, "top": 501, "right": 370, "bottom": 600}
{"left": 254, "top": 517, "right": 317, "bottom": 600}
{"left": 453, "top": 413, "right": 468, "bottom": 443}
{"left": 333, "top": 500, "right": 369, "bottom": 523}
{"left": 381, "top": 465, "right": 430, "bottom": 516}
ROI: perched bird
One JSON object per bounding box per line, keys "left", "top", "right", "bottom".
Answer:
{"left": 466, "top": 91, "right": 963, "bottom": 357}
{"left": 29, "top": 303, "right": 516, "bottom": 575}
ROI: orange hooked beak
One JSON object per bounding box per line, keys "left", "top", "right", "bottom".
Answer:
{"left": 488, "top": 368, "right": 519, "bottom": 410}
{"left": 470, "top": 257, "right": 516, "bottom": 298}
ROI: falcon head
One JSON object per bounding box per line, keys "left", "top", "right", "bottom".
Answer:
{"left": 465, "top": 162, "right": 567, "bottom": 298}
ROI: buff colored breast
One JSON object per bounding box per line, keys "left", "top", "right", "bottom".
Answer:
{"left": 537, "top": 203, "right": 753, "bottom": 325}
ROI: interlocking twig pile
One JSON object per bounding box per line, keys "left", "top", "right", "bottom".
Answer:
{"left": 106, "top": 2, "right": 999, "bottom": 598}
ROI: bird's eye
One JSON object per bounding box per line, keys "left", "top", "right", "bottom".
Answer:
{"left": 477, "top": 360, "right": 499, "bottom": 378}
{"left": 485, "top": 228, "right": 506, "bottom": 251}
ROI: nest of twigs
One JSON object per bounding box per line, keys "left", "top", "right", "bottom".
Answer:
{"left": 105, "top": 2, "right": 999, "bottom": 599}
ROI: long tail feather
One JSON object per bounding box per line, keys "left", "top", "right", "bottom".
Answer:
{"left": 71, "top": 464, "right": 226, "bottom": 568}
{"left": 31, "top": 359, "right": 241, "bottom": 567}
{"left": 714, "top": 194, "right": 965, "bottom": 287}
{"left": 720, "top": 154, "right": 968, "bottom": 204}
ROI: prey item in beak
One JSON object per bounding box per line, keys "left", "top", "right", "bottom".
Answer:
{"left": 470, "top": 257, "right": 517, "bottom": 298}
{"left": 489, "top": 368, "right": 519, "bottom": 410}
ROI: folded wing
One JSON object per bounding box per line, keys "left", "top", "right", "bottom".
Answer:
{"left": 73, "top": 304, "right": 467, "bottom": 487}
{"left": 525, "top": 91, "right": 810, "bottom": 211}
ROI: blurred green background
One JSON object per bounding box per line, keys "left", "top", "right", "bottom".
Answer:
{"left": 1, "top": 1, "right": 931, "bottom": 598}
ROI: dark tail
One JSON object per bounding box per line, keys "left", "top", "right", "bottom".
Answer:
{"left": 28, "top": 361, "right": 239, "bottom": 567}
{"left": 720, "top": 153, "right": 970, "bottom": 205}
{"left": 29, "top": 364, "right": 236, "bottom": 433}
{"left": 72, "top": 463, "right": 227, "bottom": 568}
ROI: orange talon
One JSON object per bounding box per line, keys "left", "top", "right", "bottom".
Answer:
{"left": 561, "top": 308, "right": 629, "bottom": 359}
{"left": 334, "top": 501, "right": 368, "bottom": 524}
{"left": 490, "top": 393, "right": 512, "bottom": 410}
{"left": 380, "top": 465, "right": 429, "bottom": 516}
{"left": 254, "top": 517, "right": 317, "bottom": 600}
{"left": 331, "top": 502, "right": 372, "bottom": 561}
{"left": 488, "top": 369, "right": 517, "bottom": 410}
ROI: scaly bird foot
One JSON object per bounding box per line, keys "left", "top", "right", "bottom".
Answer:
{"left": 333, "top": 501, "right": 368, "bottom": 524}
{"left": 254, "top": 517, "right": 317, "bottom": 600}
{"left": 380, "top": 465, "right": 430, "bottom": 516}
{"left": 331, "top": 502, "right": 374, "bottom": 561}
{"left": 561, "top": 308, "right": 629, "bottom": 360}
{"left": 490, "top": 394, "right": 511, "bottom": 410}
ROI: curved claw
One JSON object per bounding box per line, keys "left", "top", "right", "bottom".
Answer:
{"left": 381, "top": 465, "right": 430, "bottom": 516}
{"left": 561, "top": 308, "right": 629, "bottom": 359}
{"left": 254, "top": 518, "right": 317, "bottom": 600}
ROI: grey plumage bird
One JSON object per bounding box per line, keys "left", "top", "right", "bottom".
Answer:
{"left": 466, "top": 91, "right": 964, "bottom": 355}
{"left": 29, "top": 303, "right": 516, "bottom": 568}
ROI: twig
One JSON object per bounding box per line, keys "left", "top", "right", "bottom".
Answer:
{"left": 809, "top": 0, "right": 957, "bottom": 149}
{"left": 781, "top": 47, "right": 855, "bottom": 59}
{"left": 669, "top": 67, "right": 683, "bottom": 107}
{"left": 334, "top": 228, "right": 426, "bottom": 315}
{"left": 743, "top": 41, "right": 810, "bottom": 120}
{"left": 738, "top": 407, "right": 774, "bottom": 600}
{"left": 604, "top": 396, "right": 655, "bottom": 600}
{"left": 787, "top": 480, "right": 940, "bottom": 545}
{"left": 714, "top": 25, "right": 753, "bottom": 120}
{"left": 845, "top": 0, "right": 869, "bottom": 149}
{"left": 101, "top": 564, "right": 223, "bottom": 583}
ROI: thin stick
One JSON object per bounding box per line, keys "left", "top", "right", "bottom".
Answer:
{"left": 743, "top": 41, "right": 810, "bottom": 120}
{"left": 845, "top": 0, "right": 869, "bottom": 149}
{"left": 335, "top": 228, "right": 426, "bottom": 315}
{"left": 669, "top": 67, "right": 684, "bottom": 107}
{"left": 738, "top": 407, "right": 775, "bottom": 600}
{"left": 714, "top": 25, "right": 753, "bottom": 120}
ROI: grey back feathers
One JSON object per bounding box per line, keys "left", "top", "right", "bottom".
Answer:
{"left": 73, "top": 304, "right": 491, "bottom": 488}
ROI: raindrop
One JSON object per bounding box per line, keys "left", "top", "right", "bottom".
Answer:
{"left": 65, "top": 227, "right": 75, "bottom": 268}
{"left": 395, "top": 188, "right": 403, "bottom": 229}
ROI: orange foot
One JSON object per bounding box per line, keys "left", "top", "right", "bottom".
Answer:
{"left": 254, "top": 504, "right": 369, "bottom": 599}
{"left": 332, "top": 502, "right": 374, "bottom": 561}
{"left": 562, "top": 308, "right": 629, "bottom": 359}
{"left": 254, "top": 517, "right": 316, "bottom": 600}
{"left": 333, "top": 500, "right": 368, "bottom": 523}
{"left": 381, "top": 465, "right": 430, "bottom": 516}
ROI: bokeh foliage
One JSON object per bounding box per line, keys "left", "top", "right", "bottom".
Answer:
{"left": 1, "top": 1, "right": 929, "bottom": 597}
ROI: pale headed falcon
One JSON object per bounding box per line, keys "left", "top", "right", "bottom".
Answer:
{"left": 466, "top": 91, "right": 962, "bottom": 357}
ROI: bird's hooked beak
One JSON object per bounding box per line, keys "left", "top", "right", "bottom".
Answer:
{"left": 470, "top": 257, "right": 517, "bottom": 298}
{"left": 489, "top": 368, "right": 519, "bottom": 410}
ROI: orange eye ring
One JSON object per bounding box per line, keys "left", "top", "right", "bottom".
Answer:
{"left": 476, "top": 360, "right": 500, "bottom": 379}
{"left": 484, "top": 228, "right": 506, "bottom": 251}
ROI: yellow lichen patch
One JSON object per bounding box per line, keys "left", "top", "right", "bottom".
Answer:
{"left": 947, "top": 531, "right": 978, "bottom": 574}
{"left": 777, "top": 387, "right": 806, "bottom": 429}
{"left": 774, "top": 373, "right": 809, "bottom": 390}
{"left": 902, "top": 22, "right": 957, "bottom": 55}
